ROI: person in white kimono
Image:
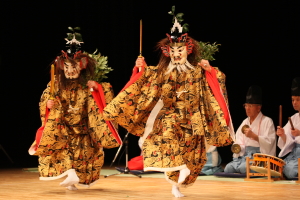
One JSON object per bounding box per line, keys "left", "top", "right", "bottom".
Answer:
{"left": 277, "top": 77, "right": 300, "bottom": 179}
{"left": 201, "top": 143, "right": 223, "bottom": 175}
{"left": 224, "top": 85, "right": 276, "bottom": 174}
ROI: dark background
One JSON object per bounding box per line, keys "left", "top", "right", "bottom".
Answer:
{"left": 0, "top": 0, "right": 299, "bottom": 168}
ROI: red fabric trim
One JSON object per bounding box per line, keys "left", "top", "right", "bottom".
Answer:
{"left": 120, "top": 64, "right": 145, "bottom": 93}
{"left": 35, "top": 107, "right": 50, "bottom": 151}
{"left": 128, "top": 155, "right": 144, "bottom": 170}
{"left": 92, "top": 83, "right": 122, "bottom": 145}
{"left": 205, "top": 68, "right": 230, "bottom": 125}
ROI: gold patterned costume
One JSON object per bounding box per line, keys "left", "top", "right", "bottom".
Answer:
{"left": 103, "top": 64, "right": 233, "bottom": 187}
{"left": 30, "top": 80, "right": 119, "bottom": 187}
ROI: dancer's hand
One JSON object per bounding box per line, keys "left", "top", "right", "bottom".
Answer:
{"left": 87, "top": 80, "right": 98, "bottom": 91}
{"left": 135, "top": 57, "right": 147, "bottom": 72}
{"left": 47, "top": 100, "right": 54, "bottom": 109}
{"left": 198, "top": 59, "right": 211, "bottom": 72}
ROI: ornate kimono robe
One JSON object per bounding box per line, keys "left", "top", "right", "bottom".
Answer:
{"left": 29, "top": 81, "right": 120, "bottom": 187}
{"left": 103, "top": 65, "right": 233, "bottom": 187}
{"left": 278, "top": 112, "right": 300, "bottom": 178}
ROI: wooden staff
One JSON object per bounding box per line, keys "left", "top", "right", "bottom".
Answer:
{"left": 49, "top": 64, "right": 55, "bottom": 100}
{"left": 139, "top": 19, "right": 142, "bottom": 57}
{"left": 279, "top": 105, "right": 282, "bottom": 127}
{"left": 288, "top": 117, "right": 295, "bottom": 130}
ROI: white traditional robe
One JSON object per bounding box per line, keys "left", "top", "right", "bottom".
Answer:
{"left": 232, "top": 112, "right": 276, "bottom": 158}
{"left": 278, "top": 112, "right": 300, "bottom": 157}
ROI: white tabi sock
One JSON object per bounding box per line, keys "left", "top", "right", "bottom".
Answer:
{"left": 66, "top": 184, "right": 78, "bottom": 191}
{"left": 60, "top": 169, "right": 79, "bottom": 187}
{"left": 172, "top": 185, "right": 184, "bottom": 198}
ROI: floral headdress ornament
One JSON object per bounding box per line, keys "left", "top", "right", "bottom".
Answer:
{"left": 64, "top": 27, "right": 84, "bottom": 58}
{"left": 161, "top": 6, "right": 194, "bottom": 57}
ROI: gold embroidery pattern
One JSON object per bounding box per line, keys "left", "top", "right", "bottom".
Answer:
{"left": 103, "top": 65, "right": 233, "bottom": 186}
{"left": 35, "top": 81, "right": 119, "bottom": 186}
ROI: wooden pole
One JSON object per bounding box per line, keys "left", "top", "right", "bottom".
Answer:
{"left": 139, "top": 19, "right": 142, "bottom": 57}
{"left": 279, "top": 105, "right": 282, "bottom": 127}
{"left": 49, "top": 64, "right": 55, "bottom": 99}
{"left": 288, "top": 117, "right": 295, "bottom": 130}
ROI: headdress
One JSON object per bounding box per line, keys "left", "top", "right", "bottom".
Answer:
{"left": 245, "top": 85, "right": 262, "bottom": 105}
{"left": 161, "top": 6, "right": 194, "bottom": 57}
{"left": 291, "top": 77, "right": 300, "bottom": 96}
{"left": 55, "top": 27, "right": 88, "bottom": 70}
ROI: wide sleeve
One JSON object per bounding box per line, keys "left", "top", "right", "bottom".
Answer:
{"left": 88, "top": 83, "right": 120, "bottom": 149}
{"left": 197, "top": 67, "right": 234, "bottom": 147}
{"left": 233, "top": 121, "right": 246, "bottom": 158}
{"left": 103, "top": 66, "right": 161, "bottom": 136}
{"left": 278, "top": 114, "right": 299, "bottom": 157}
{"left": 39, "top": 82, "right": 51, "bottom": 126}
{"left": 258, "top": 117, "right": 276, "bottom": 156}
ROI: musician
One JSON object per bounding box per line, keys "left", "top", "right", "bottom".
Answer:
{"left": 28, "top": 28, "right": 121, "bottom": 191}
{"left": 224, "top": 85, "right": 276, "bottom": 174}
{"left": 277, "top": 77, "right": 300, "bottom": 179}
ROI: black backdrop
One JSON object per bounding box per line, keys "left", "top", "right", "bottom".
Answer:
{"left": 1, "top": 0, "right": 299, "bottom": 168}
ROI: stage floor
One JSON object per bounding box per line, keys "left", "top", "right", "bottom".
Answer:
{"left": 0, "top": 168, "right": 299, "bottom": 200}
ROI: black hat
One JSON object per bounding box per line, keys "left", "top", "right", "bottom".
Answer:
{"left": 291, "top": 77, "right": 300, "bottom": 96}
{"left": 245, "top": 85, "right": 262, "bottom": 104}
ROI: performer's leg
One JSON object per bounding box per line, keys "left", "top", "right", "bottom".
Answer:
{"left": 237, "top": 162, "right": 246, "bottom": 174}
{"left": 224, "top": 162, "right": 236, "bottom": 173}
{"left": 178, "top": 168, "right": 190, "bottom": 184}
{"left": 60, "top": 169, "right": 79, "bottom": 187}
{"left": 283, "top": 162, "right": 298, "bottom": 179}
{"left": 172, "top": 185, "right": 184, "bottom": 198}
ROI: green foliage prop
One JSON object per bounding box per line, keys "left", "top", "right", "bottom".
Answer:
{"left": 84, "top": 49, "right": 113, "bottom": 83}
{"left": 198, "top": 42, "right": 220, "bottom": 61}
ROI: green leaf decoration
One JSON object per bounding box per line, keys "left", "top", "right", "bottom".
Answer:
{"left": 66, "top": 33, "right": 73, "bottom": 40}
{"left": 172, "top": 5, "right": 175, "bottom": 13}
{"left": 182, "top": 23, "right": 189, "bottom": 32}
{"left": 176, "top": 13, "right": 184, "bottom": 19}
{"left": 177, "top": 18, "right": 184, "bottom": 23}
{"left": 74, "top": 33, "right": 83, "bottom": 42}
{"left": 197, "top": 41, "right": 221, "bottom": 61}
{"left": 68, "top": 27, "right": 74, "bottom": 32}
{"left": 168, "top": 11, "right": 173, "bottom": 15}
{"left": 74, "top": 27, "right": 81, "bottom": 30}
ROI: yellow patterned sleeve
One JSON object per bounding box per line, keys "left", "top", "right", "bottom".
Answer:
{"left": 100, "top": 82, "right": 115, "bottom": 104}
{"left": 103, "top": 66, "right": 161, "bottom": 136}
{"left": 39, "top": 82, "right": 51, "bottom": 126}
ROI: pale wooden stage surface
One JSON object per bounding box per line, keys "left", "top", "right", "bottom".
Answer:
{"left": 0, "top": 168, "right": 299, "bottom": 200}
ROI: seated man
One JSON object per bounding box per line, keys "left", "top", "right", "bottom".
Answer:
{"left": 277, "top": 77, "right": 300, "bottom": 179}
{"left": 224, "top": 85, "right": 276, "bottom": 174}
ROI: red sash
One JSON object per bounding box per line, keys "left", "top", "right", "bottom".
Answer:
{"left": 205, "top": 68, "right": 230, "bottom": 125}
{"left": 120, "top": 65, "right": 144, "bottom": 92}
{"left": 34, "top": 107, "right": 49, "bottom": 150}
{"left": 92, "top": 83, "right": 122, "bottom": 145}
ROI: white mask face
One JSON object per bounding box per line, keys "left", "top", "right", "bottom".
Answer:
{"left": 63, "top": 60, "right": 81, "bottom": 79}
{"left": 169, "top": 45, "right": 187, "bottom": 65}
